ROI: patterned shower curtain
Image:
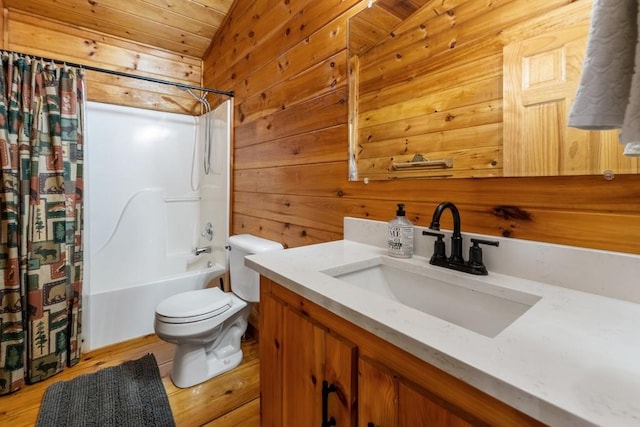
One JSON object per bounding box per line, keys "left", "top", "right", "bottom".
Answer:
{"left": 0, "top": 54, "right": 84, "bottom": 395}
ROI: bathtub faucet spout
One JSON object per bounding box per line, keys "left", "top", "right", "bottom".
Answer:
{"left": 194, "top": 246, "right": 212, "bottom": 256}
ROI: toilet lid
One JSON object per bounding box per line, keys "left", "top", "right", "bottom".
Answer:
{"left": 156, "top": 287, "right": 232, "bottom": 323}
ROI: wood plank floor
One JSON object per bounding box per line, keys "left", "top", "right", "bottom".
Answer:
{"left": 0, "top": 334, "right": 260, "bottom": 426}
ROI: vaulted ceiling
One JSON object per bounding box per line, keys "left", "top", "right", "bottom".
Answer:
{"left": 4, "top": 0, "right": 234, "bottom": 58}
{"left": 5, "top": 0, "right": 430, "bottom": 60}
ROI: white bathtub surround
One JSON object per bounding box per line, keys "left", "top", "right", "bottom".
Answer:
{"left": 85, "top": 101, "right": 231, "bottom": 350}
{"left": 246, "top": 217, "right": 640, "bottom": 426}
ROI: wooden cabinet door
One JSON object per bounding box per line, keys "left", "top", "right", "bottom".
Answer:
{"left": 281, "top": 306, "right": 357, "bottom": 426}
{"left": 358, "top": 357, "right": 475, "bottom": 427}
{"left": 281, "top": 305, "right": 324, "bottom": 424}
{"left": 261, "top": 291, "right": 356, "bottom": 427}
{"left": 325, "top": 331, "right": 358, "bottom": 427}
{"left": 358, "top": 357, "right": 398, "bottom": 427}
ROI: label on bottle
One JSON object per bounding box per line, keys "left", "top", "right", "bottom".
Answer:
{"left": 388, "top": 225, "right": 414, "bottom": 258}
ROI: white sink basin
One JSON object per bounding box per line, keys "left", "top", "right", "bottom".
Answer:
{"left": 323, "top": 256, "right": 541, "bottom": 338}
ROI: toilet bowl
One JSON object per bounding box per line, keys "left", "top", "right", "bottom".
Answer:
{"left": 154, "top": 234, "right": 283, "bottom": 388}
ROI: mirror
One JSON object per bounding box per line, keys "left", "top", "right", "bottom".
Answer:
{"left": 348, "top": 0, "right": 640, "bottom": 180}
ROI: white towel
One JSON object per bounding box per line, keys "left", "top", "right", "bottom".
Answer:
{"left": 568, "top": 0, "right": 640, "bottom": 156}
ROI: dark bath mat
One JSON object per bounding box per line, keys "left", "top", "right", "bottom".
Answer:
{"left": 36, "top": 353, "right": 175, "bottom": 427}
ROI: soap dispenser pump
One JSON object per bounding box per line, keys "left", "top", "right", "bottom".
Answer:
{"left": 388, "top": 203, "right": 414, "bottom": 258}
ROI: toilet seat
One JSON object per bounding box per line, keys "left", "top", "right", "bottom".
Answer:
{"left": 156, "top": 287, "right": 232, "bottom": 324}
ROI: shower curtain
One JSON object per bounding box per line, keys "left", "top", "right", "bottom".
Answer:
{"left": 0, "top": 54, "right": 84, "bottom": 395}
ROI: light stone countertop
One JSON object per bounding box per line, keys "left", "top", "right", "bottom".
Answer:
{"left": 246, "top": 239, "right": 640, "bottom": 427}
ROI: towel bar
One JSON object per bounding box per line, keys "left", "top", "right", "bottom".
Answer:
{"left": 392, "top": 157, "right": 454, "bottom": 170}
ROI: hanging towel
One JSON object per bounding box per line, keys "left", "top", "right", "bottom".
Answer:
{"left": 568, "top": 0, "right": 640, "bottom": 156}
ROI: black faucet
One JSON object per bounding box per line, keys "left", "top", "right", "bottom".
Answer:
{"left": 422, "top": 201, "right": 499, "bottom": 275}
{"left": 429, "top": 201, "right": 464, "bottom": 263}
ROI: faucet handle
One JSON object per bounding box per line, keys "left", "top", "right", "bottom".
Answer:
{"left": 422, "top": 230, "right": 445, "bottom": 239}
{"left": 422, "top": 230, "right": 446, "bottom": 261}
{"left": 467, "top": 238, "right": 500, "bottom": 275}
{"left": 470, "top": 238, "right": 500, "bottom": 248}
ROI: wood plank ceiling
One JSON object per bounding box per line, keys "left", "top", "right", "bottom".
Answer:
{"left": 4, "top": 0, "right": 234, "bottom": 58}
{"left": 5, "top": 0, "right": 427, "bottom": 60}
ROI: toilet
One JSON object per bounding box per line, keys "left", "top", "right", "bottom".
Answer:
{"left": 154, "top": 234, "right": 283, "bottom": 388}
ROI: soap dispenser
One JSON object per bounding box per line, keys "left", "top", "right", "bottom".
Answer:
{"left": 388, "top": 203, "right": 414, "bottom": 258}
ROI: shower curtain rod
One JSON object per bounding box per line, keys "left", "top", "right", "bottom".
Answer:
{"left": 2, "top": 50, "right": 234, "bottom": 98}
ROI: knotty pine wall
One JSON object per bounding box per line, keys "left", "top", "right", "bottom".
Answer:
{"left": 204, "top": 0, "right": 640, "bottom": 256}
{"left": 1, "top": 7, "right": 203, "bottom": 114}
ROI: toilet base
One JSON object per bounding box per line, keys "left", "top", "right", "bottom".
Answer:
{"left": 170, "top": 342, "right": 244, "bottom": 388}
{"left": 167, "top": 307, "right": 249, "bottom": 388}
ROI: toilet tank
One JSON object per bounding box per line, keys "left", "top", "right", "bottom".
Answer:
{"left": 228, "top": 234, "right": 283, "bottom": 302}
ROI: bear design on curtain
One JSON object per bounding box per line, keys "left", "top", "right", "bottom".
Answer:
{"left": 0, "top": 53, "right": 84, "bottom": 395}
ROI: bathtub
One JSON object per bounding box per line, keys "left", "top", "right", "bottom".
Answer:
{"left": 84, "top": 261, "right": 226, "bottom": 351}
{"left": 83, "top": 185, "right": 229, "bottom": 351}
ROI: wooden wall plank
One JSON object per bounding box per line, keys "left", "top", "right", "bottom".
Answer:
{"left": 233, "top": 154, "right": 640, "bottom": 254}
{"left": 235, "top": 88, "right": 348, "bottom": 147}
{"left": 359, "top": 54, "right": 502, "bottom": 110}
{"left": 231, "top": 16, "right": 349, "bottom": 101}
{"left": 359, "top": 123, "right": 502, "bottom": 159}
{"left": 235, "top": 161, "right": 640, "bottom": 213}
{"left": 87, "top": 80, "right": 199, "bottom": 115}
{"left": 359, "top": 100, "right": 502, "bottom": 145}
{"left": 499, "top": 0, "right": 592, "bottom": 44}
{"left": 234, "top": 125, "right": 347, "bottom": 170}
{"left": 234, "top": 162, "right": 351, "bottom": 197}
{"left": 234, "top": 192, "right": 347, "bottom": 235}
{"left": 233, "top": 213, "right": 342, "bottom": 250}
{"left": 204, "top": 0, "right": 362, "bottom": 91}
{"left": 236, "top": 188, "right": 640, "bottom": 254}
{"left": 204, "top": 0, "right": 298, "bottom": 83}
{"left": 237, "top": 51, "right": 348, "bottom": 125}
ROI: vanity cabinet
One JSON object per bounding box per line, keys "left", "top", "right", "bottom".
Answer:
{"left": 260, "top": 277, "right": 543, "bottom": 427}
